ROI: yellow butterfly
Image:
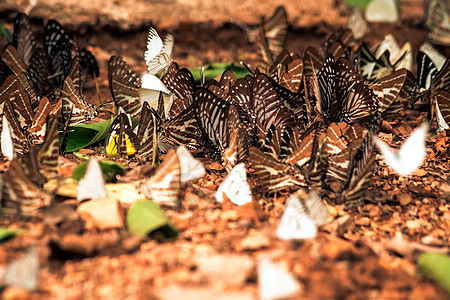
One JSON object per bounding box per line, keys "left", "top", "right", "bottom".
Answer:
{"left": 106, "top": 112, "right": 138, "bottom": 157}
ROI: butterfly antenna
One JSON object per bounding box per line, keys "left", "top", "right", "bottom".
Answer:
{"left": 240, "top": 61, "right": 254, "bottom": 75}
{"left": 93, "top": 73, "right": 102, "bottom": 106}
{"left": 151, "top": 112, "right": 159, "bottom": 166}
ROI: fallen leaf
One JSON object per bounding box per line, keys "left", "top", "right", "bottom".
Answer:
{"left": 77, "top": 198, "right": 125, "bottom": 230}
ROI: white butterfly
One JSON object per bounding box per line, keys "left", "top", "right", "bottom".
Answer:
{"left": 1, "top": 247, "right": 39, "bottom": 290}
{"left": 277, "top": 190, "right": 328, "bottom": 241}
{"left": 139, "top": 73, "right": 173, "bottom": 117}
{"left": 215, "top": 163, "right": 252, "bottom": 206}
{"left": 347, "top": 8, "right": 367, "bottom": 40}
{"left": 176, "top": 146, "right": 205, "bottom": 183}
{"left": 1, "top": 116, "right": 15, "bottom": 161}
{"left": 144, "top": 27, "right": 174, "bottom": 76}
{"left": 258, "top": 256, "right": 301, "bottom": 300}
{"left": 365, "top": 0, "right": 399, "bottom": 23}
{"left": 373, "top": 122, "right": 429, "bottom": 176}
{"left": 77, "top": 158, "right": 107, "bottom": 202}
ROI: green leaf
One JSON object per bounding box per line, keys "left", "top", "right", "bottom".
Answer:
{"left": 64, "top": 118, "right": 113, "bottom": 153}
{"left": 72, "top": 160, "right": 125, "bottom": 182}
{"left": 188, "top": 62, "right": 251, "bottom": 82}
{"left": 64, "top": 117, "right": 139, "bottom": 153}
{"left": 126, "top": 200, "right": 178, "bottom": 240}
{"left": 0, "top": 228, "right": 18, "bottom": 243}
{"left": 0, "top": 26, "right": 12, "bottom": 42}
{"left": 417, "top": 253, "right": 450, "bottom": 294}
{"left": 345, "top": 0, "right": 372, "bottom": 9}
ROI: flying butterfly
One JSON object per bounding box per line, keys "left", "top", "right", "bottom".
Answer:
{"left": 373, "top": 122, "right": 429, "bottom": 177}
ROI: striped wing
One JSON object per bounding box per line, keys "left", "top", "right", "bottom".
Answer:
{"left": 137, "top": 149, "right": 181, "bottom": 206}
{"left": 62, "top": 77, "right": 97, "bottom": 125}
{"left": 44, "top": 19, "right": 74, "bottom": 87}
{"left": 249, "top": 146, "right": 306, "bottom": 193}
{"left": 3, "top": 159, "right": 51, "bottom": 215}
{"left": 108, "top": 56, "right": 142, "bottom": 116}
{"left": 369, "top": 68, "right": 407, "bottom": 113}
{"left": 145, "top": 27, "right": 174, "bottom": 76}
{"left": 28, "top": 96, "right": 52, "bottom": 145}
{"left": 106, "top": 113, "right": 138, "bottom": 157}
{"left": 165, "top": 68, "right": 196, "bottom": 118}
{"left": 436, "top": 89, "right": 450, "bottom": 128}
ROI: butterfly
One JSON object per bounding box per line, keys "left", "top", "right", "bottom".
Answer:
{"left": 1, "top": 247, "right": 39, "bottom": 291}
{"left": 176, "top": 146, "right": 205, "bottom": 183}
{"left": 139, "top": 72, "right": 173, "bottom": 116}
{"left": 162, "top": 66, "right": 196, "bottom": 118}
{"left": 28, "top": 96, "right": 53, "bottom": 145}
{"left": 373, "top": 122, "right": 429, "bottom": 177}
{"left": 435, "top": 89, "right": 450, "bottom": 131}
{"left": 1, "top": 116, "right": 16, "bottom": 160}
{"left": 216, "top": 163, "right": 252, "bottom": 206}
{"left": 365, "top": 0, "right": 399, "bottom": 22}
{"left": 0, "top": 95, "right": 28, "bottom": 154}
{"left": 249, "top": 146, "right": 307, "bottom": 193}
{"left": 368, "top": 68, "right": 408, "bottom": 113}
{"left": 105, "top": 112, "right": 138, "bottom": 158}
{"left": 77, "top": 158, "right": 107, "bottom": 202}
{"left": 240, "top": 6, "right": 288, "bottom": 61}
{"left": 340, "top": 116, "right": 380, "bottom": 208}
{"left": 425, "top": 0, "right": 450, "bottom": 45}
{"left": 373, "top": 34, "right": 412, "bottom": 71}
{"left": 2, "top": 158, "right": 52, "bottom": 215}
{"left": 108, "top": 55, "right": 142, "bottom": 116}
{"left": 61, "top": 76, "right": 97, "bottom": 125}
{"left": 257, "top": 256, "right": 301, "bottom": 300}
{"left": 12, "top": 13, "right": 50, "bottom": 96}
{"left": 276, "top": 190, "right": 328, "bottom": 240}
{"left": 419, "top": 42, "right": 447, "bottom": 71}
{"left": 79, "top": 48, "right": 100, "bottom": 79}
{"left": 144, "top": 27, "right": 174, "bottom": 76}
{"left": 325, "top": 122, "right": 365, "bottom": 182}
{"left": 194, "top": 87, "right": 247, "bottom": 158}
{"left": 137, "top": 146, "right": 204, "bottom": 206}
{"left": 45, "top": 19, "right": 76, "bottom": 87}
{"left": 1, "top": 46, "right": 39, "bottom": 106}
